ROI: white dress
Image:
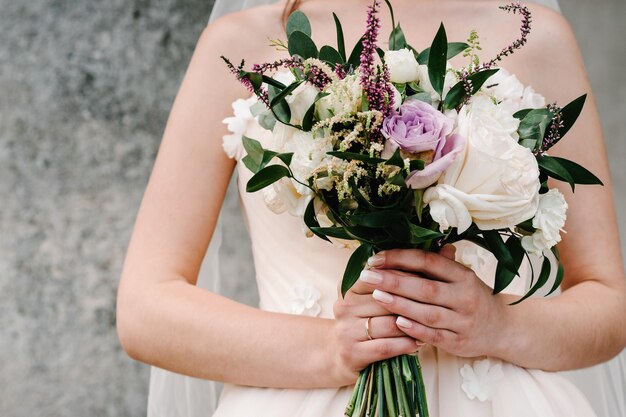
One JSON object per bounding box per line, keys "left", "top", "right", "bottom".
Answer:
{"left": 209, "top": 96, "right": 599, "bottom": 417}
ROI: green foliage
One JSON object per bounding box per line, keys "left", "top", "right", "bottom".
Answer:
{"left": 516, "top": 108, "right": 554, "bottom": 151}
{"left": 288, "top": 31, "right": 318, "bottom": 60}
{"left": 319, "top": 46, "right": 344, "bottom": 66}
{"left": 286, "top": 10, "right": 312, "bottom": 38}
{"left": 442, "top": 69, "right": 499, "bottom": 109}
{"left": 332, "top": 13, "right": 347, "bottom": 62}
{"left": 537, "top": 155, "right": 603, "bottom": 192}
{"left": 427, "top": 24, "right": 448, "bottom": 98}
{"left": 417, "top": 42, "right": 469, "bottom": 65}
{"left": 246, "top": 165, "right": 291, "bottom": 193}
{"left": 559, "top": 94, "right": 587, "bottom": 138}
{"left": 341, "top": 242, "right": 374, "bottom": 297}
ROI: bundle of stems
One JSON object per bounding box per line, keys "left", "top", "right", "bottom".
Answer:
{"left": 344, "top": 353, "right": 429, "bottom": 417}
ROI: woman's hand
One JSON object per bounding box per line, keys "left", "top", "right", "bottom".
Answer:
{"left": 330, "top": 278, "right": 422, "bottom": 385}
{"left": 361, "top": 246, "right": 511, "bottom": 359}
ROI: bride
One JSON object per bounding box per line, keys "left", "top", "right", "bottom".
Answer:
{"left": 116, "top": 0, "right": 626, "bottom": 416}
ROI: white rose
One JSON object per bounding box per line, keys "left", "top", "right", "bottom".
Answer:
{"left": 424, "top": 95, "right": 541, "bottom": 233}
{"left": 486, "top": 68, "right": 545, "bottom": 113}
{"left": 417, "top": 63, "right": 458, "bottom": 104}
{"left": 385, "top": 49, "right": 420, "bottom": 84}
{"left": 285, "top": 81, "right": 320, "bottom": 126}
{"left": 263, "top": 123, "right": 332, "bottom": 216}
{"left": 316, "top": 73, "right": 362, "bottom": 120}
{"left": 521, "top": 188, "right": 568, "bottom": 254}
{"left": 221, "top": 96, "right": 257, "bottom": 159}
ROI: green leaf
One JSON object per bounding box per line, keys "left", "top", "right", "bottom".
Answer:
{"left": 304, "top": 198, "right": 331, "bottom": 243}
{"left": 348, "top": 36, "right": 365, "bottom": 69}
{"left": 302, "top": 92, "right": 330, "bottom": 131}
{"left": 341, "top": 243, "right": 374, "bottom": 297}
{"left": 549, "top": 156, "right": 603, "bottom": 186}
{"left": 517, "top": 108, "right": 554, "bottom": 150}
{"left": 385, "top": 148, "right": 405, "bottom": 168}
{"left": 409, "top": 92, "right": 433, "bottom": 105}
{"left": 548, "top": 247, "right": 564, "bottom": 295}
{"left": 537, "top": 155, "right": 576, "bottom": 191}
{"left": 407, "top": 222, "right": 444, "bottom": 243}
{"left": 511, "top": 256, "right": 552, "bottom": 305}
{"left": 286, "top": 10, "right": 312, "bottom": 38}
{"left": 276, "top": 152, "right": 294, "bottom": 167}
{"left": 260, "top": 75, "right": 287, "bottom": 89}
{"left": 288, "top": 31, "right": 318, "bottom": 60}
{"left": 414, "top": 189, "right": 425, "bottom": 222}
{"left": 484, "top": 230, "right": 517, "bottom": 274}
{"left": 427, "top": 23, "right": 448, "bottom": 98}
{"left": 327, "top": 151, "right": 385, "bottom": 164}
{"left": 241, "top": 136, "right": 264, "bottom": 173}
{"left": 332, "top": 13, "right": 347, "bottom": 62}
{"left": 492, "top": 235, "right": 525, "bottom": 294}
{"left": 319, "top": 45, "right": 344, "bottom": 65}
{"left": 417, "top": 42, "right": 468, "bottom": 65}
{"left": 268, "top": 85, "right": 292, "bottom": 125}
{"left": 389, "top": 24, "right": 408, "bottom": 51}
{"left": 443, "top": 69, "right": 499, "bottom": 109}
{"left": 409, "top": 159, "right": 425, "bottom": 171}
{"left": 309, "top": 226, "right": 353, "bottom": 240}
{"left": 559, "top": 94, "right": 587, "bottom": 138}
{"left": 513, "top": 109, "right": 533, "bottom": 120}
{"left": 246, "top": 165, "right": 291, "bottom": 193}
{"left": 352, "top": 211, "right": 406, "bottom": 228}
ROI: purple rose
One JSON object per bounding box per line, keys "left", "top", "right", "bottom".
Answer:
{"left": 381, "top": 99, "right": 465, "bottom": 189}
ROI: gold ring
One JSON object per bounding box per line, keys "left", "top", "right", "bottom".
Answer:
{"left": 365, "top": 317, "right": 374, "bottom": 341}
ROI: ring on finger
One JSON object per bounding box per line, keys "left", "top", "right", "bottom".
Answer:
{"left": 364, "top": 317, "right": 374, "bottom": 341}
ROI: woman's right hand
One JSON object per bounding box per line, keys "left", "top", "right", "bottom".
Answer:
{"left": 330, "top": 272, "right": 423, "bottom": 385}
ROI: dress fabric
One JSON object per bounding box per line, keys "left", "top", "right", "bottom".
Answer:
{"left": 211, "top": 98, "right": 598, "bottom": 417}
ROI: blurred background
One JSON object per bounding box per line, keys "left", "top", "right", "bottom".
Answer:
{"left": 0, "top": 0, "right": 624, "bottom": 416}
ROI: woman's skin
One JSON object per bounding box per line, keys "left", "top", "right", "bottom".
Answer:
{"left": 116, "top": 0, "right": 626, "bottom": 389}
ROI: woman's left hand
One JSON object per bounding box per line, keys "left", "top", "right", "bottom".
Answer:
{"left": 360, "top": 246, "right": 511, "bottom": 358}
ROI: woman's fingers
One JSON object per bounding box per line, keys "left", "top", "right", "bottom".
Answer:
{"left": 359, "top": 268, "right": 460, "bottom": 309}
{"left": 394, "top": 316, "right": 459, "bottom": 350}
{"left": 350, "top": 337, "right": 420, "bottom": 366}
{"left": 371, "top": 289, "right": 462, "bottom": 333}
{"left": 368, "top": 248, "right": 470, "bottom": 283}
{"left": 358, "top": 315, "right": 407, "bottom": 341}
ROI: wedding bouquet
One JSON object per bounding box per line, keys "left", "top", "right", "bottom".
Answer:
{"left": 222, "top": 1, "right": 602, "bottom": 416}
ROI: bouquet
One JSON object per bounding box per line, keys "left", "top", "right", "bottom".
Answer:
{"left": 222, "top": 1, "right": 602, "bottom": 416}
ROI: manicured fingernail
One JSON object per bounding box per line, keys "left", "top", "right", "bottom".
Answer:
{"left": 359, "top": 270, "right": 383, "bottom": 284}
{"left": 367, "top": 253, "right": 385, "bottom": 267}
{"left": 396, "top": 316, "right": 413, "bottom": 329}
{"left": 372, "top": 289, "right": 393, "bottom": 304}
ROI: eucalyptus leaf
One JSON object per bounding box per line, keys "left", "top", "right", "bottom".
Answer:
{"left": 517, "top": 108, "right": 554, "bottom": 147}
{"left": 246, "top": 165, "right": 291, "bottom": 193}
{"left": 427, "top": 23, "right": 448, "bottom": 98}
{"left": 408, "top": 92, "right": 432, "bottom": 105}
{"left": 341, "top": 243, "right": 374, "bottom": 297}
{"left": 241, "top": 136, "right": 264, "bottom": 173}
{"left": 286, "top": 10, "right": 312, "bottom": 37}
{"left": 389, "top": 24, "right": 408, "bottom": 51}
{"left": 288, "top": 31, "right": 318, "bottom": 60}
{"left": 319, "top": 45, "right": 344, "bottom": 65}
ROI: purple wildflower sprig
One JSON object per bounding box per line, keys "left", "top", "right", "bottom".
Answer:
{"left": 473, "top": 3, "right": 532, "bottom": 73}
{"left": 252, "top": 57, "right": 332, "bottom": 90}
{"left": 455, "top": 3, "right": 532, "bottom": 108}
{"left": 541, "top": 103, "right": 565, "bottom": 153}
{"left": 359, "top": 0, "right": 394, "bottom": 120}
{"left": 222, "top": 56, "right": 270, "bottom": 106}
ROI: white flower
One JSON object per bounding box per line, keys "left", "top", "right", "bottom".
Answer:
{"left": 317, "top": 73, "right": 363, "bottom": 120}
{"left": 460, "top": 358, "right": 504, "bottom": 402}
{"left": 285, "top": 81, "right": 320, "bottom": 126}
{"left": 222, "top": 96, "right": 257, "bottom": 159}
{"left": 424, "top": 95, "right": 540, "bottom": 233}
{"left": 290, "top": 282, "right": 322, "bottom": 317}
{"left": 522, "top": 189, "right": 568, "bottom": 254}
{"left": 385, "top": 48, "right": 420, "bottom": 84}
{"left": 417, "top": 63, "right": 458, "bottom": 104}
{"left": 262, "top": 123, "right": 332, "bottom": 217}
{"left": 486, "top": 68, "right": 545, "bottom": 113}
{"left": 390, "top": 84, "right": 402, "bottom": 110}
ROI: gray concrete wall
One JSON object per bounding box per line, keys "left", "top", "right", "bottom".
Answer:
{"left": 0, "top": 1, "right": 623, "bottom": 416}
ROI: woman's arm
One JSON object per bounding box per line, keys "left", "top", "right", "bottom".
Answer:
{"left": 116, "top": 18, "right": 418, "bottom": 389}
{"left": 362, "top": 7, "right": 626, "bottom": 372}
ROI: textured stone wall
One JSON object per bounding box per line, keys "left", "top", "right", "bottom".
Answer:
{"left": 0, "top": 1, "right": 624, "bottom": 416}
